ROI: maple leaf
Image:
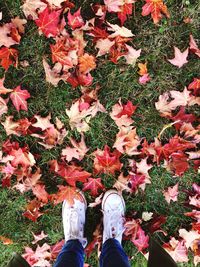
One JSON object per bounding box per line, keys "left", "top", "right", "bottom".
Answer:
{"left": 35, "top": 7, "right": 61, "bottom": 38}
{"left": 168, "top": 87, "right": 192, "bottom": 110}
{"left": 168, "top": 47, "right": 189, "bottom": 68}
{"left": 0, "top": 236, "right": 13, "bottom": 245}
{"left": 10, "top": 148, "right": 35, "bottom": 168}
{"left": 32, "top": 184, "right": 49, "bottom": 203}
{"left": 164, "top": 238, "right": 189, "bottom": 263}
{"left": 23, "top": 199, "right": 44, "bottom": 222}
{"left": 43, "top": 58, "right": 69, "bottom": 86}
{"left": 50, "top": 160, "right": 91, "bottom": 186}
{"left": 61, "top": 134, "right": 88, "bottom": 162}
{"left": 0, "top": 47, "right": 18, "bottom": 70}
{"left": 51, "top": 185, "right": 84, "bottom": 205}
{"left": 129, "top": 173, "right": 146, "bottom": 193}
{"left": 189, "top": 34, "right": 200, "bottom": 58}
{"left": 10, "top": 86, "right": 30, "bottom": 111}
{"left": 124, "top": 44, "right": 141, "bottom": 66}
{"left": 188, "top": 78, "right": 200, "bottom": 96}
{"left": 110, "top": 99, "right": 136, "bottom": 128}
{"left": 95, "top": 38, "right": 115, "bottom": 57}
{"left": 104, "top": 0, "right": 123, "bottom": 12}
{"left": 107, "top": 22, "right": 134, "bottom": 38}
{"left": 168, "top": 151, "right": 189, "bottom": 176}
{"left": 48, "top": 0, "right": 66, "bottom": 7}
{"left": 0, "top": 23, "right": 19, "bottom": 48}
{"left": 22, "top": 243, "right": 51, "bottom": 267}
{"left": 21, "top": 0, "right": 47, "bottom": 20}
{"left": 0, "top": 76, "right": 13, "bottom": 94}
{"left": 93, "top": 145, "right": 122, "bottom": 174}
{"left": 67, "top": 8, "right": 85, "bottom": 30}
{"left": 139, "top": 74, "right": 151, "bottom": 84}
{"left": 142, "top": 0, "right": 170, "bottom": 24}
{"left": 82, "top": 178, "right": 105, "bottom": 196}
{"left": 11, "top": 17, "right": 27, "bottom": 34}
{"left": 114, "top": 127, "right": 141, "bottom": 155}
{"left": 1, "top": 116, "right": 20, "bottom": 136}
{"left": 163, "top": 183, "right": 179, "bottom": 204}
{"left": 171, "top": 107, "right": 196, "bottom": 130}
{"left": 138, "top": 62, "right": 148, "bottom": 76}
{"left": 78, "top": 53, "right": 96, "bottom": 74}
{"left": 32, "top": 231, "right": 48, "bottom": 245}
{"left": 50, "top": 38, "right": 76, "bottom": 68}
{"left": 113, "top": 173, "right": 131, "bottom": 193}
{"left": 132, "top": 227, "right": 149, "bottom": 252}
{"left": 0, "top": 96, "right": 8, "bottom": 116}
{"left": 179, "top": 229, "right": 200, "bottom": 250}
{"left": 32, "top": 114, "right": 53, "bottom": 131}
{"left": 66, "top": 99, "right": 106, "bottom": 132}
{"left": 117, "top": 1, "right": 134, "bottom": 25}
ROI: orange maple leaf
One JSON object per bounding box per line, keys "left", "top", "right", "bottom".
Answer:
{"left": 0, "top": 47, "right": 18, "bottom": 70}
{"left": 142, "top": 0, "right": 170, "bottom": 24}
{"left": 78, "top": 53, "right": 96, "bottom": 74}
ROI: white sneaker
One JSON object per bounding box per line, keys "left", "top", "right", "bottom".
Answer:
{"left": 102, "top": 189, "right": 126, "bottom": 244}
{"left": 62, "top": 190, "right": 87, "bottom": 248}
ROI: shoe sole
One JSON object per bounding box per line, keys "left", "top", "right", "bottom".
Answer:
{"left": 102, "top": 189, "right": 126, "bottom": 213}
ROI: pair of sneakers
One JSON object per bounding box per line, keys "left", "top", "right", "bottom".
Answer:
{"left": 62, "top": 189, "right": 126, "bottom": 248}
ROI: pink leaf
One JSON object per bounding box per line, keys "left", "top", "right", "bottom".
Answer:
{"left": 10, "top": 86, "right": 30, "bottom": 111}
{"left": 168, "top": 47, "right": 189, "bottom": 68}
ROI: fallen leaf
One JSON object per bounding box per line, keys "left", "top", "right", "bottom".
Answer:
{"left": 35, "top": 7, "right": 61, "bottom": 38}
{"left": 142, "top": 0, "right": 170, "bottom": 24}
{"left": 168, "top": 47, "right": 189, "bottom": 68}
{"left": 83, "top": 177, "right": 105, "bottom": 196}
{"left": 163, "top": 183, "right": 179, "bottom": 204}
{"left": 0, "top": 47, "right": 18, "bottom": 70}
{"left": 10, "top": 86, "right": 30, "bottom": 111}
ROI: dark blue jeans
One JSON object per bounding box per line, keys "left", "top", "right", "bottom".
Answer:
{"left": 54, "top": 238, "right": 131, "bottom": 267}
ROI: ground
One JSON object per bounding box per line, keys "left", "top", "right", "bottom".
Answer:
{"left": 0, "top": 0, "right": 200, "bottom": 266}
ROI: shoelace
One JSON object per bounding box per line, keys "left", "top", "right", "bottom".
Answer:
{"left": 65, "top": 208, "right": 87, "bottom": 247}
{"left": 104, "top": 209, "right": 125, "bottom": 239}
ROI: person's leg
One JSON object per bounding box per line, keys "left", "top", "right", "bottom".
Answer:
{"left": 54, "top": 190, "right": 87, "bottom": 267}
{"left": 100, "top": 190, "right": 131, "bottom": 267}
{"left": 100, "top": 238, "right": 131, "bottom": 267}
{"left": 54, "top": 240, "right": 84, "bottom": 267}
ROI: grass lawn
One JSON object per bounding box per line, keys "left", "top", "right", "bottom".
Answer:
{"left": 0, "top": 0, "right": 200, "bottom": 266}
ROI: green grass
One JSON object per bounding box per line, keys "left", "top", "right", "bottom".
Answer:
{"left": 0, "top": 0, "right": 200, "bottom": 266}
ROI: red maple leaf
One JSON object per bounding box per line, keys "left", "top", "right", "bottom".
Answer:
{"left": 23, "top": 199, "right": 44, "bottom": 222}
{"left": 116, "top": 100, "right": 137, "bottom": 118}
{"left": 32, "top": 184, "right": 49, "bottom": 204}
{"left": 67, "top": 8, "right": 84, "bottom": 30}
{"left": 50, "top": 38, "right": 74, "bottom": 67}
{"left": 132, "top": 227, "right": 149, "bottom": 252}
{"left": 10, "top": 86, "right": 30, "bottom": 111}
{"left": 129, "top": 174, "right": 146, "bottom": 193}
{"left": 0, "top": 47, "right": 18, "bottom": 70}
{"left": 82, "top": 178, "right": 105, "bottom": 196}
{"left": 188, "top": 78, "right": 200, "bottom": 96}
{"left": 142, "top": 0, "right": 170, "bottom": 24}
{"left": 49, "top": 160, "right": 91, "bottom": 187}
{"left": 148, "top": 215, "right": 167, "bottom": 233}
{"left": 171, "top": 107, "right": 196, "bottom": 130}
{"left": 93, "top": 145, "right": 122, "bottom": 174}
{"left": 35, "top": 7, "right": 61, "bottom": 38}
{"left": 117, "top": 3, "right": 133, "bottom": 25}
{"left": 156, "top": 135, "right": 196, "bottom": 162}
{"left": 169, "top": 151, "right": 190, "bottom": 176}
